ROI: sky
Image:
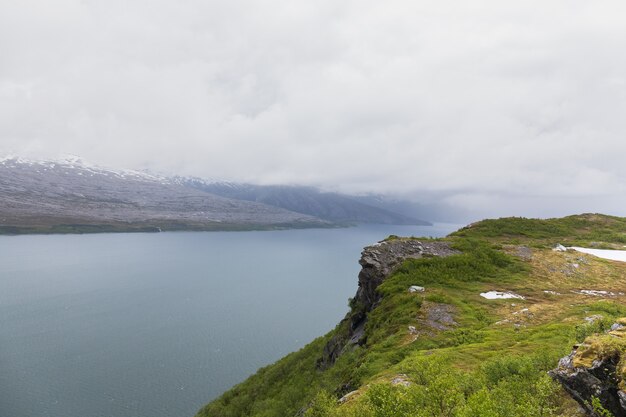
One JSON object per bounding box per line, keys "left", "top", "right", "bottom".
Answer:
{"left": 1, "top": 0, "right": 626, "bottom": 221}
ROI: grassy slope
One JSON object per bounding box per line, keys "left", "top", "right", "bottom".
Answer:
{"left": 452, "top": 213, "right": 626, "bottom": 247}
{"left": 197, "top": 214, "right": 626, "bottom": 417}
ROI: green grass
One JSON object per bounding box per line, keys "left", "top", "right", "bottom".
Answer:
{"left": 196, "top": 214, "right": 626, "bottom": 417}
{"left": 452, "top": 213, "right": 626, "bottom": 247}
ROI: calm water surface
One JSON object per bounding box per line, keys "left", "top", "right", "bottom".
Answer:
{"left": 0, "top": 224, "right": 458, "bottom": 417}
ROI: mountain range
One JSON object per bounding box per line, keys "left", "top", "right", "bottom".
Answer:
{"left": 180, "top": 179, "right": 428, "bottom": 226}
{"left": 0, "top": 157, "right": 429, "bottom": 234}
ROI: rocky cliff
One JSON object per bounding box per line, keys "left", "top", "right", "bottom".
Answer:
{"left": 551, "top": 318, "right": 626, "bottom": 417}
{"left": 197, "top": 214, "right": 626, "bottom": 417}
{"left": 318, "top": 238, "right": 459, "bottom": 369}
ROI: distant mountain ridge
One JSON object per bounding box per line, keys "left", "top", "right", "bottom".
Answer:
{"left": 180, "top": 179, "right": 430, "bottom": 226}
{"left": 0, "top": 156, "right": 430, "bottom": 234}
{"left": 0, "top": 157, "right": 326, "bottom": 233}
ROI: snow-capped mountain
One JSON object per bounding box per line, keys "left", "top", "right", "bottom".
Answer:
{"left": 0, "top": 156, "right": 325, "bottom": 233}
{"left": 0, "top": 156, "right": 430, "bottom": 234}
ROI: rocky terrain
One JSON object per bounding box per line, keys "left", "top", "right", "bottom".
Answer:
{"left": 197, "top": 214, "right": 626, "bottom": 417}
{"left": 318, "top": 238, "right": 459, "bottom": 369}
{"left": 551, "top": 318, "right": 626, "bottom": 416}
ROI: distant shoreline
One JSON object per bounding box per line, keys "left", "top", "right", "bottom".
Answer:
{"left": 0, "top": 221, "right": 432, "bottom": 236}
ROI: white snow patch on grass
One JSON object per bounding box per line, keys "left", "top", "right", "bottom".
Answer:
{"left": 480, "top": 291, "right": 525, "bottom": 300}
{"left": 572, "top": 289, "right": 624, "bottom": 297}
{"left": 569, "top": 247, "right": 626, "bottom": 262}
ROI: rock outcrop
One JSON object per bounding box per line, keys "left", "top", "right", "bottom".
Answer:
{"left": 550, "top": 318, "right": 626, "bottom": 417}
{"left": 317, "top": 238, "right": 459, "bottom": 369}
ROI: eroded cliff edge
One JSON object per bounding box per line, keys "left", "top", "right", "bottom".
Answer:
{"left": 318, "top": 238, "right": 459, "bottom": 370}
{"left": 197, "top": 215, "right": 626, "bottom": 417}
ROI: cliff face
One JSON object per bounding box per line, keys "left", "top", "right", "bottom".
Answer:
{"left": 551, "top": 319, "right": 626, "bottom": 417}
{"left": 318, "top": 238, "right": 459, "bottom": 369}
{"left": 197, "top": 215, "right": 626, "bottom": 417}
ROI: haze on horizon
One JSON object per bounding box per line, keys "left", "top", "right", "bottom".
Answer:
{"left": 1, "top": 0, "right": 625, "bottom": 222}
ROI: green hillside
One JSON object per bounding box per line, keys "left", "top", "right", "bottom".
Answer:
{"left": 197, "top": 214, "right": 626, "bottom": 417}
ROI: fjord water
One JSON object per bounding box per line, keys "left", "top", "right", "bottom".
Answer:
{"left": 0, "top": 224, "right": 457, "bottom": 417}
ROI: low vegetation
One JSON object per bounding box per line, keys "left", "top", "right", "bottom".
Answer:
{"left": 452, "top": 213, "right": 626, "bottom": 247}
{"left": 197, "top": 214, "right": 626, "bottom": 417}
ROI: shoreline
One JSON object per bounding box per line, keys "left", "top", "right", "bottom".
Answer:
{"left": 0, "top": 221, "right": 433, "bottom": 237}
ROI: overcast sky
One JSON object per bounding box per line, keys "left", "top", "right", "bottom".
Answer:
{"left": 1, "top": 0, "right": 625, "bottom": 220}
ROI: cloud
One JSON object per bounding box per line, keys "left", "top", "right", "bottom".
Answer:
{"left": 1, "top": 0, "right": 626, "bottom": 219}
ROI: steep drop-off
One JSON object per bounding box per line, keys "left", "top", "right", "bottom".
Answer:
{"left": 319, "top": 239, "right": 459, "bottom": 370}
{"left": 197, "top": 214, "right": 626, "bottom": 417}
